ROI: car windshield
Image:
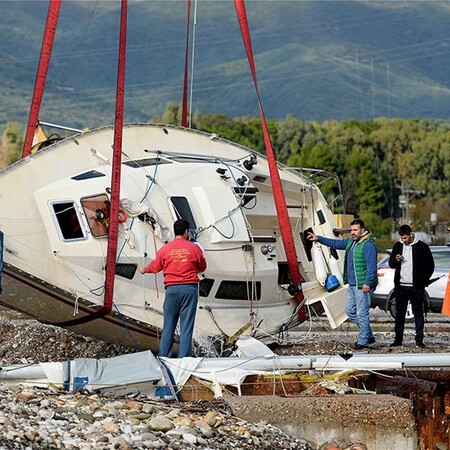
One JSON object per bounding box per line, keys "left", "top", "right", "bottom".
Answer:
{"left": 433, "top": 250, "right": 450, "bottom": 269}
{"left": 378, "top": 248, "right": 450, "bottom": 270}
{"left": 377, "top": 255, "right": 390, "bottom": 267}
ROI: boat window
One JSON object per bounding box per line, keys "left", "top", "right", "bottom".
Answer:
{"left": 199, "top": 278, "right": 215, "bottom": 297}
{"left": 277, "top": 262, "right": 290, "bottom": 285}
{"left": 81, "top": 194, "right": 110, "bottom": 237}
{"left": 123, "top": 158, "right": 171, "bottom": 168}
{"left": 215, "top": 281, "right": 261, "bottom": 300}
{"left": 253, "top": 236, "right": 277, "bottom": 243}
{"left": 252, "top": 175, "right": 266, "bottom": 183}
{"left": 316, "top": 209, "right": 326, "bottom": 225}
{"left": 71, "top": 170, "right": 106, "bottom": 181}
{"left": 170, "top": 197, "right": 197, "bottom": 229}
{"left": 115, "top": 263, "right": 138, "bottom": 280}
{"left": 52, "top": 202, "right": 85, "bottom": 241}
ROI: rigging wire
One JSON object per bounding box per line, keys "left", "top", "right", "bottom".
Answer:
{"left": 44, "top": 1, "right": 100, "bottom": 118}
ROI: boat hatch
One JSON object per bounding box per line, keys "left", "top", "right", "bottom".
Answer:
{"left": 71, "top": 170, "right": 106, "bottom": 181}
{"left": 123, "top": 158, "right": 172, "bottom": 168}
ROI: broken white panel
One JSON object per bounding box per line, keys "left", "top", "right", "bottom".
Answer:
{"left": 65, "top": 351, "right": 162, "bottom": 392}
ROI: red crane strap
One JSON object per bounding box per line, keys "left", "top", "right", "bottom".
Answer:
{"left": 181, "top": 0, "right": 192, "bottom": 127}
{"left": 22, "top": 0, "right": 61, "bottom": 158}
{"left": 103, "top": 0, "right": 128, "bottom": 314}
{"left": 233, "top": 0, "right": 305, "bottom": 321}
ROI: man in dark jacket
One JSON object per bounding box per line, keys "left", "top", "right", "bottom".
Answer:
{"left": 389, "top": 224, "right": 434, "bottom": 348}
{"left": 308, "top": 218, "right": 378, "bottom": 350}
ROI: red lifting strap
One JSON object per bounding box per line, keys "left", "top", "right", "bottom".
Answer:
{"left": 22, "top": 0, "right": 61, "bottom": 158}
{"left": 233, "top": 0, "right": 305, "bottom": 322}
{"left": 181, "top": 0, "right": 192, "bottom": 127}
{"left": 103, "top": 0, "right": 128, "bottom": 314}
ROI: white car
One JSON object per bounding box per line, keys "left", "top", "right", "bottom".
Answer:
{"left": 371, "top": 245, "right": 450, "bottom": 320}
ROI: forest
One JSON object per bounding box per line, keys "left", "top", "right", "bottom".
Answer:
{"left": 1, "top": 105, "right": 449, "bottom": 246}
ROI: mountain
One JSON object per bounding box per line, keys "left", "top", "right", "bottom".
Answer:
{"left": 2, "top": 0, "right": 450, "bottom": 130}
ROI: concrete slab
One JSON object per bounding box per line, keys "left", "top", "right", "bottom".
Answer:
{"left": 227, "top": 394, "right": 418, "bottom": 450}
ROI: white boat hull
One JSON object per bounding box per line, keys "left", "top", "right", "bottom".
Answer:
{"left": 0, "top": 123, "right": 348, "bottom": 353}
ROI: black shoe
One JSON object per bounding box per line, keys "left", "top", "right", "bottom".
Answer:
{"left": 416, "top": 342, "right": 425, "bottom": 348}
{"left": 353, "top": 343, "right": 369, "bottom": 350}
{"left": 354, "top": 336, "right": 376, "bottom": 346}
{"left": 390, "top": 341, "right": 402, "bottom": 347}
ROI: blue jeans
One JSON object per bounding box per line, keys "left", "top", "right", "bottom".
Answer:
{"left": 347, "top": 286, "right": 374, "bottom": 345}
{"left": 159, "top": 284, "right": 198, "bottom": 358}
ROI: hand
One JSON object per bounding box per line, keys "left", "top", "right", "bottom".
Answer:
{"left": 362, "top": 284, "right": 370, "bottom": 293}
{"left": 396, "top": 254, "right": 404, "bottom": 262}
{"left": 307, "top": 232, "right": 318, "bottom": 241}
{"left": 138, "top": 267, "right": 146, "bottom": 274}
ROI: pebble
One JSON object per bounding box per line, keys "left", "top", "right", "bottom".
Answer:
{"left": 0, "top": 383, "right": 310, "bottom": 449}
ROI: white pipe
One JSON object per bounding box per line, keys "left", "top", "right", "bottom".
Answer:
{"left": 314, "top": 361, "right": 403, "bottom": 370}
{"left": 162, "top": 356, "right": 312, "bottom": 375}
{"left": 2, "top": 353, "right": 450, "bottom": 387}
{"left": 0, "top": 365, "right": 46, "bottom": 380}
{"left": 39, "top": 121, "right": 83, "bottom": 133}
{"left": 311, "top": 353, "right": 450, "bottom": 369}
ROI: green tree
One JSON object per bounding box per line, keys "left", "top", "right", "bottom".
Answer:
{"left": 145, "top": 109, "right": 449, "bottom": 239}
{"left": 0, "top": 122, "right": 23, "bottom": 169}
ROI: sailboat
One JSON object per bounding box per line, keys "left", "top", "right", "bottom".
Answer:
{"left": 0, "top": 0, "right": 348, "bottom": 353}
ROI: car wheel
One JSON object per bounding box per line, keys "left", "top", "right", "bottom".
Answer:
{"left": 388, "top": 294, "right": 414, "bottom": 322}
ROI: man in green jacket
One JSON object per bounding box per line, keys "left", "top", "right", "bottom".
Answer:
{"left": 308, "top": 219, "right": 378, "bottom": 350}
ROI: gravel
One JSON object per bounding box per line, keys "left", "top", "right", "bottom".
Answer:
{"left": 0, "top": 305, "right": 448, "bottom": 450}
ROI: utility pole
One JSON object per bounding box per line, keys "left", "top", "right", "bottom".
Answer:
{"left": 398, "top": 180, "right": 423, "bottom": 225}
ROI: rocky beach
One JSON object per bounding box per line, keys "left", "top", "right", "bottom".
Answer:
{"left": 0, "top": 386, "right": 310, "bottom": 450}
{"left": 0, "top": 309, "right": 308, "bottom": 450}
{"left": 0, "top": 306, "right": 449, "bottom": 449}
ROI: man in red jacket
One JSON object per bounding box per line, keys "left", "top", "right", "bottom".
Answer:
{"left": 139, "top": 219, "right": 207, "bottom": 357}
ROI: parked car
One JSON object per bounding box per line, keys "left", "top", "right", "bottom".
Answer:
{"left": 371, "top": 245, "right": 450, "bottom": 320}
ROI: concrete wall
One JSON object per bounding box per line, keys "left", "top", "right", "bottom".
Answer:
{"left": 227, "top": 394, "right": 418, "bottom": 450}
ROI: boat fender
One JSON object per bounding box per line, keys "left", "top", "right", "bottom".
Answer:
{"left": 311, "top": 242, "right": 328, "bottom": 286}
{"left": 325, "top": 274, "right": 340, "bottom": 292}
{"left": 118, "top": 209, "right": 128, "bottom": 223}
{"left": 328, "top": 253, "right": 344, "bottom": 285}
